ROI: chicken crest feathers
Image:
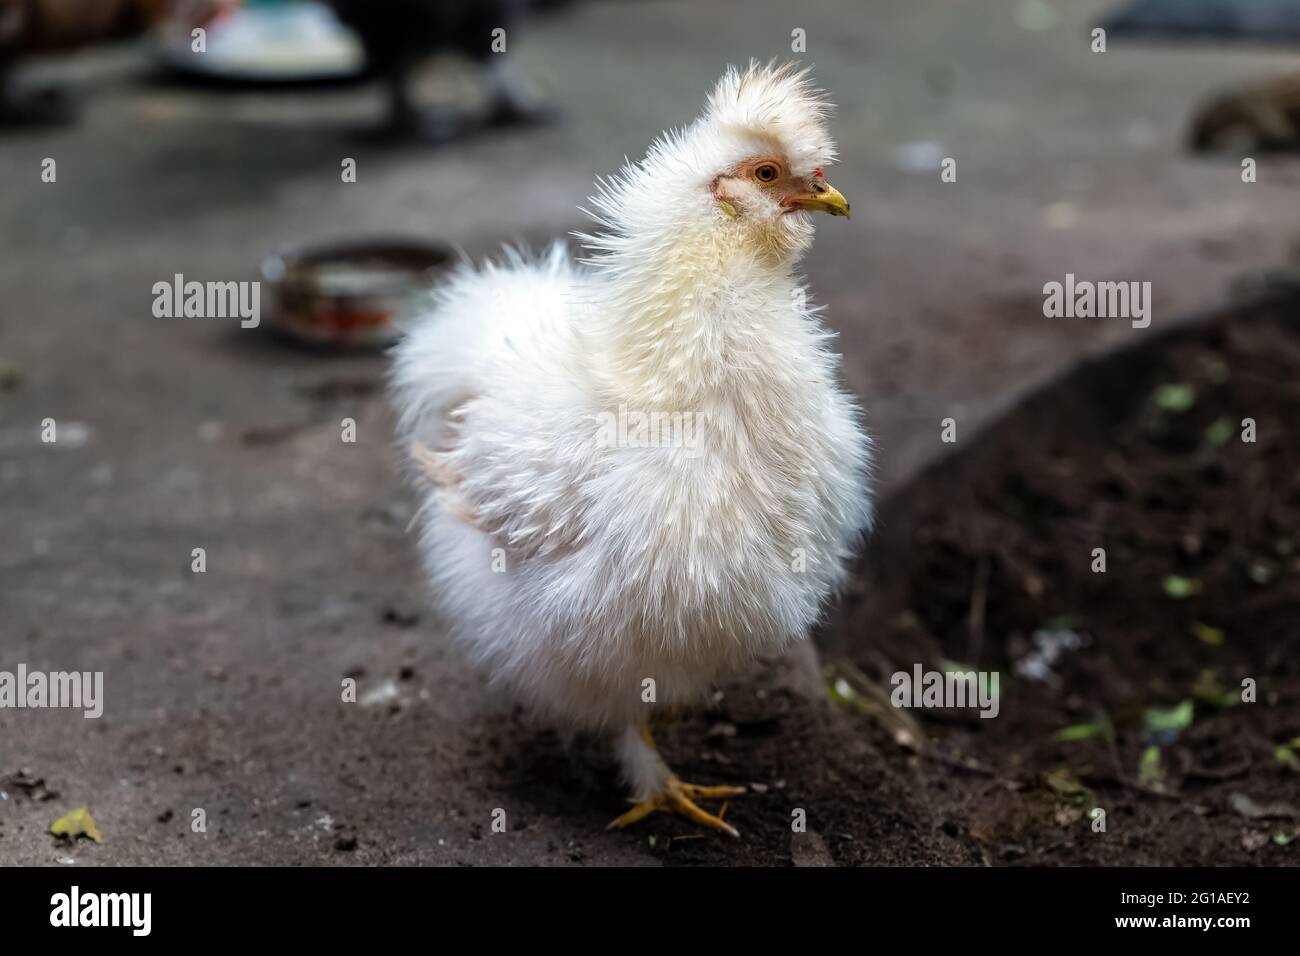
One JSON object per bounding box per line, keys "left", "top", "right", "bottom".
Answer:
{"left": 704, "top": 60, "right": 837, "bottom": 170}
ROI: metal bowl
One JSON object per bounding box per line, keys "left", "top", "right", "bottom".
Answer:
{"left": 262, "top": 238, "right": 453, "bottom": 349}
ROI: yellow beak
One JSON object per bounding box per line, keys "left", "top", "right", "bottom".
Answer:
{"left": 786, "top": 181, "right": 851, "bottom": 219}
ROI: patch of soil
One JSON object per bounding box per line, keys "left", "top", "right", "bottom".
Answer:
{"left": 498, "top": 647, "right": 976, "bottom": 866}
{"left": 816, "top": 295, "right": 1300, "bottom": 866}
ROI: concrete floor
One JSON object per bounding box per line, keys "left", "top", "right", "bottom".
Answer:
{"left": 1, "top": 0, "right": 1298, "bottom": 865}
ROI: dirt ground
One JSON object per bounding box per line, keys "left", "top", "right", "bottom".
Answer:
{"left": 2, "top": 0, "right": 1300, "bottom": 866}
{"left": 817, "top": 293, "right": 1300, "bottom": 866}
{"left": 7, "top": 296, "right": 1297, "bottom": 867}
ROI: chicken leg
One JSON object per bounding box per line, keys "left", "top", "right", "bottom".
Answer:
{"left": 607, "top": 725, "right": 745, "bottom": 838}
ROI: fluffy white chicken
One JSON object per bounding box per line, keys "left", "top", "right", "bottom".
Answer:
{"left": 391, "top": 62, "right": 872, "bottom": 837}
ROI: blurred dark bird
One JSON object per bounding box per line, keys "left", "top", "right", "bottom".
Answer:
{"left": 327, "top": 0, "right": 567, "bottom": 141}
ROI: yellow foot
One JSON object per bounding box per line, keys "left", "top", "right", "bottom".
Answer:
{"left": 607, "top": 776, "right": 747, "bottom": 838}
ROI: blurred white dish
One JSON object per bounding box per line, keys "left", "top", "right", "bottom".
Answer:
{"left": 160, "top": 2, "right": 365, "bottom": 82}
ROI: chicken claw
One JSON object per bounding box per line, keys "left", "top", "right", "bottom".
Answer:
{"left": 607, "top": 776, "right": 746, "bottom": 839}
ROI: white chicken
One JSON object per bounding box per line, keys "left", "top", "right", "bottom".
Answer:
{"left": 391, "top": 62, "right": 872, "bottom": 837}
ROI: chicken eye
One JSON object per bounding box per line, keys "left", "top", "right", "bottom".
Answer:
{"left": 754, "top": 164, "right": 779, "bottom": 183}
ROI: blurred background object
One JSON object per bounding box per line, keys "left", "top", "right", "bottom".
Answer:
{"left": 159, "top": 0, "right": 568, "bottom": 141}
{"left": 0, "top": 0, "right": 169, "bottom": 123}
{"left": 1102, "top": 0, "right": 1300, "bottom": 151}
{"left": 1104, "top": 0, "right": 1300, "bottom": 43}
{"left": 262, "top": 237, "right": 452, "bottom": 349}
{"left": 2, "top": 0, "right": 567, "bottom": 140}
{"left": 327, "top": 0, "right": 566, "bottom": 140}
{"left": 159, "top": 0, "right": 364, "bottom": 83}
{"left": 1190, "top": 70, "right": 1300, "bottom": 151}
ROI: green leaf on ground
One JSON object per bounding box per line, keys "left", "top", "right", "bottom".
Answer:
{"left": 1042, "top": 613, "right": 1084, "bottom": 631}
{"left": 1144, "top": 699, "right": 1194, "bottom": 737}
{"left": 1043, "top": 768, "right": 1093, "bottom": 805}
{"left": 1191, "top": 622, "right": 1225, "bottom": 646}
{"left": 1137, "top": 746, "right": 1165, "bottom": 791}
{"left": 1163, "top": 575, "right": 1202, "bottom": 599}
{"left": 1153, "top": 383, "right": 1196, "bottom": 413}
{"left": 50, "top": 806, "right": 102, "bottom": 844}
{"left": 1247, "top": 561, "right": 1275, "bottom": 586}
{"left": 1192, "top": 671, "right": 1236, "bottom": 709}
{"left": 1204, "top": 417, "right": 1235, "bottom": 447}
{"left": 1054, "top": 717, "right": 1113, "bottom": 743}
{"left": 1276, "top": 744, "right": 1299, "bottom": 771}
{"left": 825, "top": 661, "right": 925, "bottom": 752}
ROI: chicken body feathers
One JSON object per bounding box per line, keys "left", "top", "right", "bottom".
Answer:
{"left": 391, "top": 63, "right": 872, "bottom": 732}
